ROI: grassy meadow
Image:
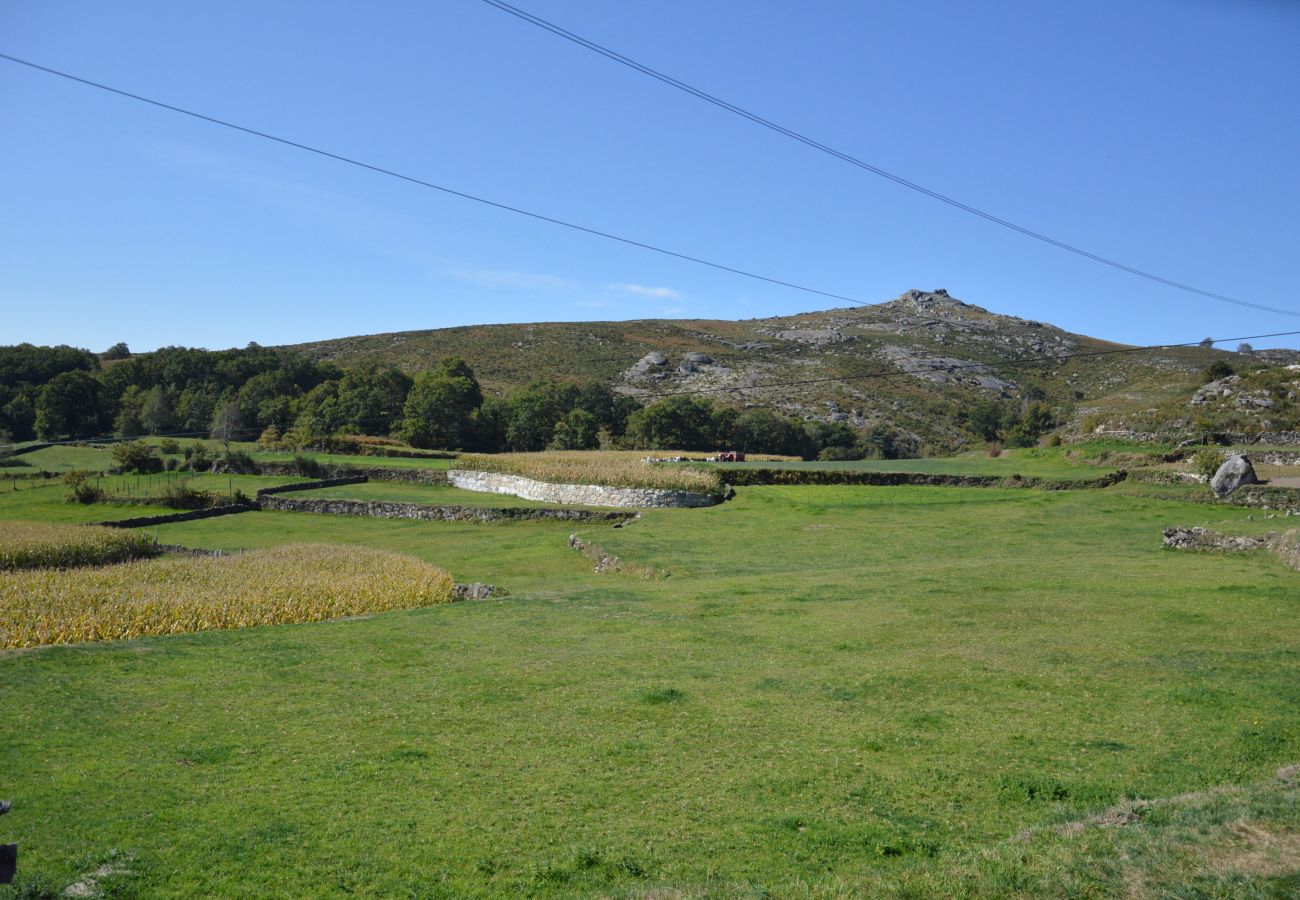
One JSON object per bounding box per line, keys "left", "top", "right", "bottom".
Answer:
{"left": 1, "top": 448, "right": 1298, "bottom": 896}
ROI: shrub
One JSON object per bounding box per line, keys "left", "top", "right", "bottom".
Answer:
{"left": 111, "top": 440, "right": 162, "bottom": 474}
{"left": 0, "top": 544, "right": 455, "bottom": 648}
{"left": 1203, "top": 361, "right": 1234, "bottom": 382}
{"left": 0, "top": 520, "right": 154, "bottom": 571}
{"left": 218, "top": 449, "right": 258, "bottom": 474}
{"left": 153, "top": 480, "right": 228, "bottom": 510}
{"left": 818, "top": 445, "right": 861, "bottom": 462}
{"left": 62, "top": 470, "right": 105, "bottom": 504}
{"left": 1191, "top": 448, "right": 1227, "bottom": 480}
{"left": 291, "top": 454, "right": 322, "bottom": 477}
{"left": 158, "top": 438, "right": 181, "bottom": 455}
{"left": 986, "top": 441, "right": 1003, "bottom": 458}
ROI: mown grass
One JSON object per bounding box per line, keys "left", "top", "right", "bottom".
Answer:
{"left": 0, "top": 520, "right": 155, "bottom": 571}
{"left": 0, "top": 543, "right": 453, "bottom": 649}
{"left": 458, "top": 450, "right": 726, "bottom": 493}
{"left": 1, "top": 482, "right": 1295, "bottom": 895}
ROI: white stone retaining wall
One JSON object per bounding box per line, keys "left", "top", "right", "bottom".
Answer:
{"left": 447, "top": 469, "right": 720, "bottom": 509}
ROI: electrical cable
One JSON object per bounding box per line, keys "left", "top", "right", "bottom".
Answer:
{"left": 0, "top": 52, "right": 868, "bottom": 309}
{"left": 479, "top": 0, "right": 1297, "bottom": 319}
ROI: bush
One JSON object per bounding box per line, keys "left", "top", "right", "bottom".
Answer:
{"left": 1191, "top": 448, "right": 1227, "bottom": 480}
{"left": 158, "top": 438, "right": 181, "bottom": 455}
{"left": 1203, "top": 361, "right": 1234, "bottom": 382}
{"left": 818, "top": 445, "right": 861, "bottom": 462}
{"left": 291, "top": 454, "right": 322, "bottom": 477}
{"left": 218, "top": 450, "right": 258, "bottom": 474}
{"left": 111, "top": 440, "right": 162, "bottom": 474}
{"left": 62, "top": 470, "right": 106, "bottom": 504}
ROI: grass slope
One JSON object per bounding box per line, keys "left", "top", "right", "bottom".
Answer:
{"left": 280, "top": 291, "right": 1253, "bottom": 446}
{"left": 1, "top": 481, "right": 1296, "bottom": 896}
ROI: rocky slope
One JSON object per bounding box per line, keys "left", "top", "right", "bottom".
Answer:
{"left": 284, "top": 289, "right": 1275, "bottom": 449}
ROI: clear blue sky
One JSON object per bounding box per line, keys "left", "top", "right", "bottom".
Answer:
{"left": 3, "top": 0, "right": 1298, "bottom": 353}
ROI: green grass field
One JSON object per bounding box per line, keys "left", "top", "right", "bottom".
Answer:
{"left": 715, "top": 446, "right": 1120, "bottom": 481}
{"left": 2, "top": 465, "right": 1298, "bottom": 896}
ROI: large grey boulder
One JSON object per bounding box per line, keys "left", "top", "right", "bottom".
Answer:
{"left": 1210, "top": 454, "right": 1258, "bottom": 499}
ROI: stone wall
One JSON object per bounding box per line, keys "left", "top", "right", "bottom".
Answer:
{"left": 447, "top": 469, "right": 722, "bottom": 509}
{"left": 255, "top": 476, "right": 368, "bottom": 496}
{"left": 257, "top": 494, "right": 636, "bottom": 524}
{"left": 95, "top": 503, "right": 258, "bottom": 529}
{"left": 1162, "top": 527, "right": 1273, "bottom": 553}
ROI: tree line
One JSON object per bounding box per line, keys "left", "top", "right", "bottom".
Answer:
{"left": 0, "top": 342, "right": 915, "bottom": 459}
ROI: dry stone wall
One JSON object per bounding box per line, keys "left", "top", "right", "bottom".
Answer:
{"left": 447, "top": 469, "right": 722, "bottom": 509}
{"left": 257, "top": 494, "right": 636, "bottom": 524}
{"left": 95, "top": 503, "right": 258, "bottom": 529}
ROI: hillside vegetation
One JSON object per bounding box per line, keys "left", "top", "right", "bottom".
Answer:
{"left": 284, "top": 288, "right": 1279, "bottom": 447}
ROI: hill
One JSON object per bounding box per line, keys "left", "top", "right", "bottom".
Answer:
{"left": 283, "top": 288, "right": 1266, "bottom": 449}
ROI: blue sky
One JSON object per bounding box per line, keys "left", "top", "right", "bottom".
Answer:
{"left": 3, "top": 0, "right": 1298, "bottom": 352}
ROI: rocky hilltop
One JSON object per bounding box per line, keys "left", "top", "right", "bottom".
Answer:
{"left": 284, "top": 289, "right": 1276, "bottom": 449}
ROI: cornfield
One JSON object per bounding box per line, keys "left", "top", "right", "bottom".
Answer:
{"left": 457, "top": 450, "right": 732, "bottom": 493}
{"left": 0, "top": 543, "right": 454, "bottom": 649}
{"left": 0, "top": 520, "right": 156, "bottom": 571}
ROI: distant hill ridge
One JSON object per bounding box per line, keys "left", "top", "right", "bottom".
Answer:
{"left": 281, "top": 289, "right": 1287, "bottom": 446}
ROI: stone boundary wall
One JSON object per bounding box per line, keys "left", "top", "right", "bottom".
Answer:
{"left": 722, "top": 468, "right": 1128, "bottom": 491}
{"left": 8, "top": 442, "right": 53, "bottom": 456}
{"left": 95, "top": 503, "right": 258, "bottom": 529}
{"left": 1255, "top": 451, "right": 1300, "bottom": 466}
{"left": 568, "top": 533, "right": 662, "bottom": 578}
{"left": 447, "top": 469, "right": 722, "bottom": 509}
{"left": 255, "top": 476, "right": 368, "bottom": 496}
{"left": 1162, "top": 527, "right": 1273, "bottom": 553}
{"left": 257, "top": 494, "right": 636, "bottom": 524}
{"left": 1164, "top": 526, "right": 1300, "bottom": 572}
{"left": 254, "top": 461, "right": 447, "bottom": 484}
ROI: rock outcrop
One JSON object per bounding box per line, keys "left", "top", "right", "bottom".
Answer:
{"left": 1210, "top": 454, "right": 1259, "bottom": 499}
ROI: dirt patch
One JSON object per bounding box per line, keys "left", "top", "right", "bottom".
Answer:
{"left": 1202, "top": 819, "right": 1300, "bottom": 878}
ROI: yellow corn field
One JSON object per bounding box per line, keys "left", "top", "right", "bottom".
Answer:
{"left": 457, "top": 450, "right": 762, "bottom": 493}
{"left": 0, "top": 520, "right": 156, "bottom": 571}
{"left": 0, "top": 543, "right": 454, "bottom": 649}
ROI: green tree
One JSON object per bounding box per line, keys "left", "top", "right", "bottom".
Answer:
{"left": 111, "top": 439, "right": 161, "bottom": 473}
{"left": 398, "top": 358, "right": 483, "bottom": 449}
{"left": 549, "top": 409, "right": 600, "bottom": 450}
{"left": 101, "top": 342, "right": 131, "bottom": 361}
{"left": 114, "top": 385, "right": 147, "bottom": 438}
{"left": 624, "top": 396, "right": 716, "bottom": 450}
{"left": 140, "top": 385, "right": 176, "bottom": 435}
{"left": 35, "top": 370, "right": 105, "bottom": 440}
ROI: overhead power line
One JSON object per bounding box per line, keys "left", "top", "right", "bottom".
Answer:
{"left": 0, "top": 52, "right": 870, "bottom": 309}
{"left": 645, "top": 328, "right": 1300, "bottom": 399}
{"left": 479, "top": 0, "right": 1298, "bottom": 320}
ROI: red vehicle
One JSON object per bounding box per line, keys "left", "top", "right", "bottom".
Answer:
{"left": 714, "top": 450, "right": 746, "bottom": 462}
